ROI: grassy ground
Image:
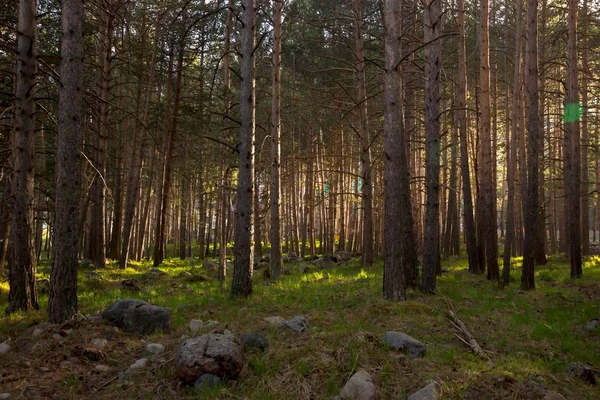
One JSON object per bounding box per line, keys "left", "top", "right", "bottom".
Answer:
{"left": 0, "top": 254, "right": 599, "bottom": 399}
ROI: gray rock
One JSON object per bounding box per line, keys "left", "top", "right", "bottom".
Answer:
{"left": 40, "top": 367, "right": 50, "bottom": 373}
{"left": 175, "top": 334, "right": 244, "bottom": 382}
{"left": 264, "top": 316, "right": 286, "bottom": 326}
{"left": 0, "top": 393, "right": 11, "bottom": 399}
{"left": 584, "top": 318, "right": 599, "bottom": 331}
{"left": 194, "top": 373, "right": 222, "bottom": 390}
{"left": 146, "top": 268, "right": 167, "bottom": 279}
{"left": 313, "top": 255, "right": 337, "bottom": 269}
{"left": 240, "top": 332, "right": 269, "bottom": 351}
{"left": 381, "top": 331, "right": 426, "bottom": 359}
{"left": 566, "top": 362, "right": 597, "bottom": 384}
{"left": 299, "top": 264, "right": 312, "bottom": 274}
{"left": 189, "top": 319, "right": 204, "bottom": 334}
{"left": 128, "top": 358, "right": 148, "bottom": 372}
{"left": 407, "top": 382, "right": 442, "bottom": 400}
{"left": 91, "top": 338, "right": 108, "bottom": 348}
{"left": 0, "top": 343, "right": 10, "bottom": 355}
{"left": 284, "top": 316, "right": 309, "bottom": 333}
{"left": 335, "top": 251, "right": 353, "bottom": 262}
{"left": 120, "top": 278, "right": 142, "bottom": 292}
{"left": 340, "top": 370, "right": 376, "bottom": 400}
{"left": 102, "top": 299, "right": 171, "bottom": 335}
{"left": 542, "top": 393, "right": 567, "bottom": 400}
{"left": 203, "top": 260, "right": 217, "bottom": 272}
{"left": 52, "top": 333, "right": 64, "bottom": 342}
{"left": 145, "top": 343, "right": 165, "bottom": 354}
{"left": 85, "top": 271, "right": 102, "bottom": 280}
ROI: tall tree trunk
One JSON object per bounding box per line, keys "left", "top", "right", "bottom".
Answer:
{"left": 479, "top": 0, "right": 499, "bottom": 281}
{"left": 49, "top": 0, "right": 84, "bottom": 323}
{"left": 383, "top": 0, "right": 410, "bottom": 301}
{"left": 353, "top": 0, "right": 373, "bottom": 267}
{"left": 422, "top": 0, "right": 442, "bottom": 292}
{"left": 270, "top": 0, "right": 283, "bottom": 279}
{"left": 565, "top": 0, "right": 582, "bottom": 278}
{"left": 231, "top": 0, "right": 256, "bottom": 297}
{"left": 457, "top": 0, "right": 480, "bottom": 275}
{"left": 502, "top": 0, "right": 523, "bottom": 286}
{"left": 522, "top": 0, "right": 540, "bottom": 290}
{"left": 580, "top": 0, "right": 590, "bottom": 256}
{"left": 8, "top": 0, "right": 39, "bottom": 313}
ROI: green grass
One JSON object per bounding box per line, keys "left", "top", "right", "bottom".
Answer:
{"left": 0, "top": 254, "right": 599, "bottom": 399}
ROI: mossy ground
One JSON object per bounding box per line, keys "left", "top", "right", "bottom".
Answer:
{"left": 0, "top": 253, "right": 599, "bottom": 399}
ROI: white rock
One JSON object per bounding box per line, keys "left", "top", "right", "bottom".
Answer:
{"left": 0, "top": 343, "right": 10, "bottom": 355}
{"left": 0, "top": 393, "right": 11, "bottom": 399}
{"left": 40, "top": 367, "right": 50, "bottom": 373}
{"left": 407, "top": 382, "right": 442, "bottom": 400}
{"left": 128, "top": 358, "right": 148, "bottom": 372}
{"left": 145, "top": 343, "right": 165, "bottom": 354}
{"left": 91, "top": 338, "right": 108, "bottom": 348}
{"left": 95, "top": 364, "right": 111, "bottom": 372}
{"left": 32, "top": 329, "right": 43, "bottom": 337}
{"left": 264, "top": 316, "right": 286, "bottom": 326}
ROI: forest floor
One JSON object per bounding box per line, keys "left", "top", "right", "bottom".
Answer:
{"left": 0, "top": 253, "right": 599, "bottom": 399}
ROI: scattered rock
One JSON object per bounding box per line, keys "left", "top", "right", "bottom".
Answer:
{"left": 313, "top": 255, "right": 337, "bottom": 269}
{"left": 0, "top": 342, "right": 10, "bottom": 355}
{"left": 381, "top": 331, "right": 426, "bottom": 359}
{"left": 407, "top": 382, "right": 442, "bottom": 400}
{"left": 145, "top": 343, "right": 165, "bottom": 354}
{"left": 189, "top": 319, "right": 204, "bottom": 334}
{"left": 334, "top": 251, "right": 353, "bottom": 262}
{"left": 584, "top": 318, "right": 599, "bottom": 331}
{"left": 91, "top": 338, "right": 108, "bottom": 348}
{"left": 240, "top": 332, "right": 269, "bottom": 351}
{"left": 284, "top": 316, "right": 309, "bottom": 333}
{"left": 340, "top": 370, "right": 376, "bottom": 400}
{"left": 203, "top": 260, "right": 217, "bottom": 272}
{"left": 52, "top": 333, "right": 64, "bottom": 342}
{"left": 283, "top": 253, "right": 298, "bottom": 263}
{"left": 73, "top": 345, "right": 105, "bottom": 361}
{"left": 128, "top": 358, "right": 148, "bottom": 372}
{"left": 95, "top": 364, "right": 111, "bottom": 373}
{"left": 120, "top": 278, "right": 142, "bottom": 292}
{"left": 542, "top": 393, "right": 567, "bottom": 400}
{"left": 299, "top": 264, "right": 312, "bottom": 274}
{"left": 0, "top": 393, "right": 11, "bottom": 399}
{"left": 40, "top": 367, "right": 50, "bottom": 373}
{"left": 194, "top": 373, "right": 223, "bottom": 390}
{"left": 102, "top": 299, "right": 171, "bottom": 335}
{"left": 566, "top": 362, "right": 597, "bottom": 384}
{"left": 85, "top": 271, "right": 102, "bottom": 280}
{"left": 524, "top": 378, "right": 546, "bottom": 392}
{"left": 304, "top": 255, "right": 319, "bottom": 262}
{"left": 264, "top": 316, "right": 286, "bottom": 327}
{"left": 146, "top": 268, "right": 167, "bottom": 279}
{"left": 175, "top": 334, "right": 244, "bottom": 383}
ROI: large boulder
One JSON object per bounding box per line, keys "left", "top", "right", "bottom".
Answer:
{"left": 381, "top": 331, "right": 426, "bottom": 359}
{"left": 175, "top": 334, "right": 244, "bottom": 383}
{"left": 102, "top": 299, "right": 171, "bottom": 335}
{"left": 284, "top": 316, "right": 309, "bottom": 333}
{"left": 335, "top": 251, "right": 354, "bottom": 262}
{"left": 313, "top": 254, "right": 337, "bottom": 269}
{"left": 407, "top": 382, "right": 442, "bottom": 400}
{"left": 203, "top": 260, "right": 217, "bottom": 272}
{"left": 340, "top": 370, "right": 376, "bottom": 400}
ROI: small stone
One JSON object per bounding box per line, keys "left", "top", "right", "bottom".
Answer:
{"left": 0, "top": 393, "right": 11, "bottom": 400}
{"left": 283, "top": 316, "right": 309, "bottom": 333}
{"left": 91, "top": 338, "right": 108, "bottom": 348}
{"left": 128, "top": 358, "right": 148, "bottom": 372}
{"left": 264, "top": 316, "right": 286, "bottom": 326}
{"left": 240, "top": 332, "right": 269, "bottom": 351}
{"left": 63, "top": 329, "right": 74, "bottom": 335}
{"left": 542, "top": 393, "right": 567, "bottom": 400}
{"left": 205, "top": 320, "right": 219, "bottom": 328}
{"left": 0, "top": 343, "right": 10, "bottom": 355}
{"left": 52, "top": 333, "right": 63, "bottom": 342}
{"left": 40, "top": 367, "right": 50, "bottom": 373}
{"left": 118, "top": 371, "right": 128, "bottom": 380}
{"left": 407, "top": 382, "right": 442, "bottom": 400}
{"left": 145, "top": 343, "right": 165, "bottom": 354}
{"left": 381, "top": 331, "right": 426, "bottom": 359}
{"left": 194, "top": 373, "right": 222, "bottom": 390}
{"left": 566, "top": 362, "right": 597, "bottom": 384}
{"left": 60, "top": 361, "right": 73, "bottom": 367}
{"left": 189, "top": 319, "right": 204, "bottom": 334}
{"left": 584, "top": 318, "right": 599, "bottom": 331}
{"left": 21, "top": 361, "right": 31, "bottom": 367}
{"left": 32, "top": 329, "right": 43, "bottom": 337}
{"left": 95, "top": 364, "right": 111, "bottom": 372}
{"left": 223, "top": 329, "right": 234, "bottom": 339}
{"left": 340, "top": 370, "right": 376, "bottom": 400}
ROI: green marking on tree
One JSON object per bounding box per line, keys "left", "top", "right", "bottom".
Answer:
{"left": 564, "top": 103, "right": 583, "bottom": 123}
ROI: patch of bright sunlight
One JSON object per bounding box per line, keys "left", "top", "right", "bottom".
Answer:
{"left": 583, "top": 255, "right": 600, "bottom": 269}
{"left": 357, "top": 269, "right": 369, "bottom": 280}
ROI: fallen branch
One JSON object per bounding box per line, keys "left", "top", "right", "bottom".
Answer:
{"left": 446, "top": 310, "right": 488, "bottom": 360}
